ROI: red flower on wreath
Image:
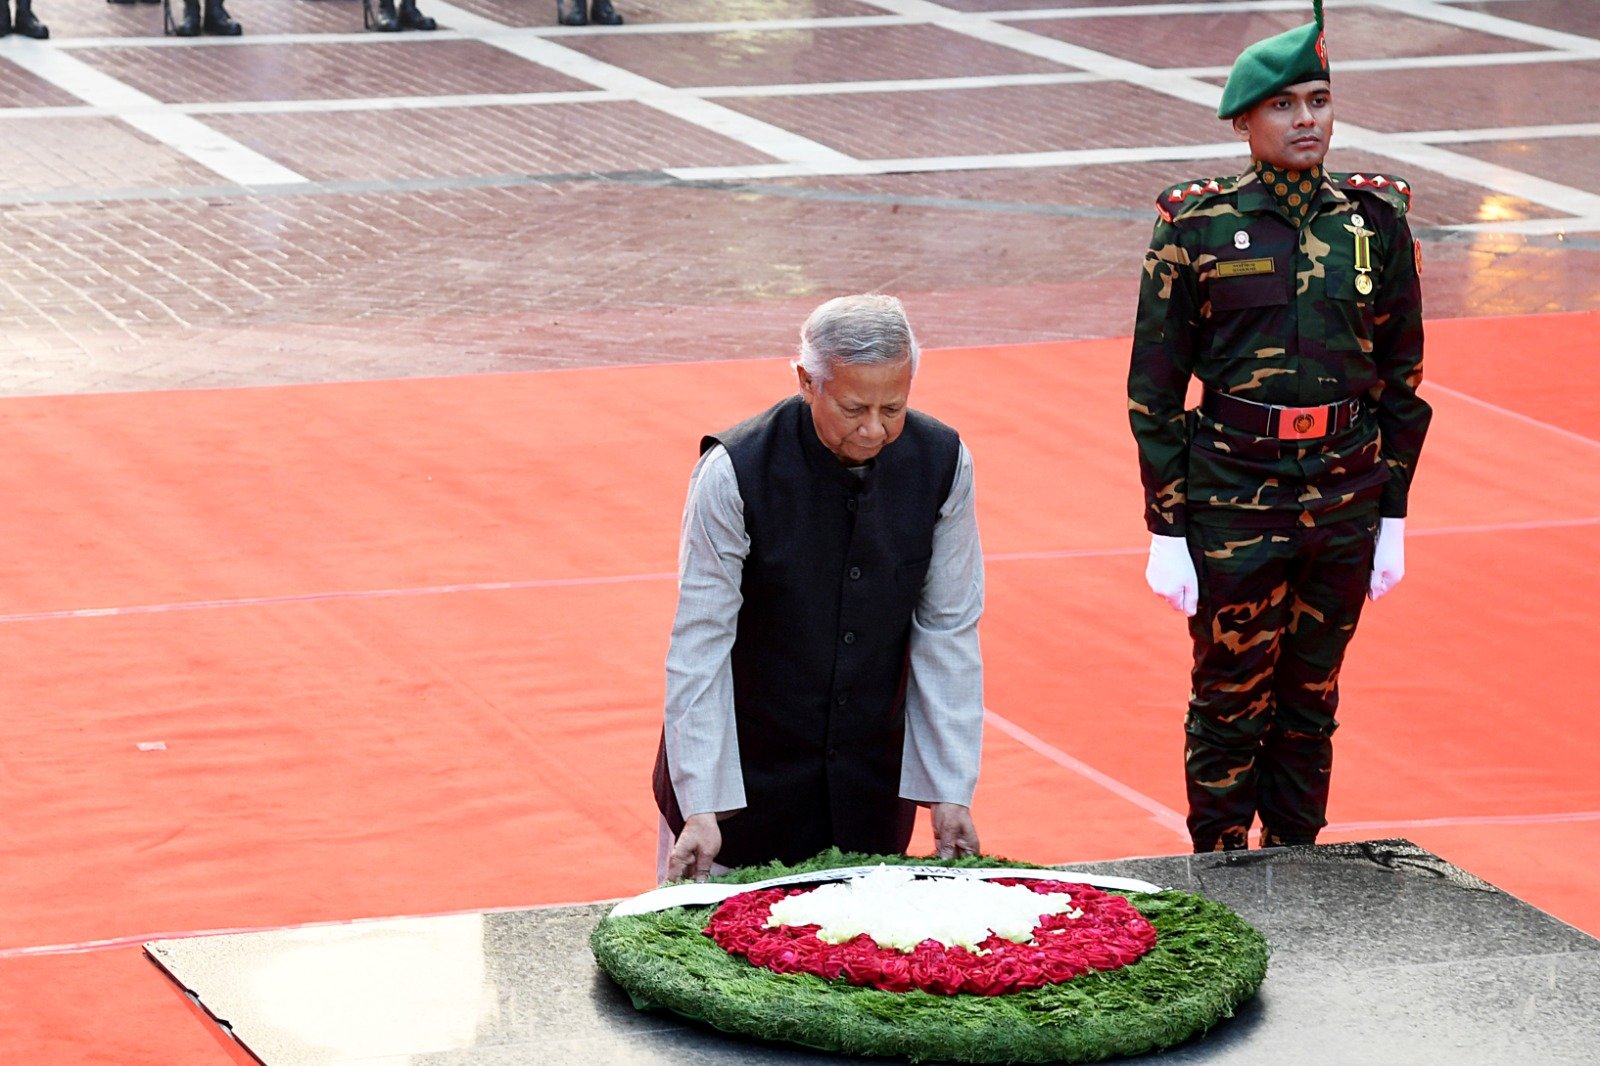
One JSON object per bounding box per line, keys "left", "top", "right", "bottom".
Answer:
{"left": 705, "top": 879, "right": 1157, "bottom": 996}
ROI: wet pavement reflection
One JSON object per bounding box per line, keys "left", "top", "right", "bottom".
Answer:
{"left": 1, "top": 0, "right": 1596, "bottom": 396}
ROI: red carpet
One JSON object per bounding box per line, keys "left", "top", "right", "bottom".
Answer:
{"left": 2, "top": 312, "right": 1597, "bottom": 1063}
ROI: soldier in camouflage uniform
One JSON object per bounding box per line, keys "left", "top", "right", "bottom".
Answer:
{"left": 1128, "top": 0, "right": 1431, "bottom": 853}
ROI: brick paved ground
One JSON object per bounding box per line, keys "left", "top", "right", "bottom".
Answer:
{"left": 1, "top": 0, "right": 1597, "bottom": 396}
{"left": 1023, "top": 6, "right": 1542, "bottom": 63}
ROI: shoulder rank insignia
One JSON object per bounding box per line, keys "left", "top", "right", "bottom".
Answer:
{"left": 1155, "top": 178, "right": 1226, "bottom": 223}
{"left": 1342, "top": 173, "right": 1412, "bottom": 214}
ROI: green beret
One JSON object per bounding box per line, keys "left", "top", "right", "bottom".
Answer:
{"left": 1217, "top": 0, "right": 1329, "bottom": 119}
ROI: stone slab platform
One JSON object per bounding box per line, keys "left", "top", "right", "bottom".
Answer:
{"left": 145, "top": 840, "right": 1600, "bottom": 1065}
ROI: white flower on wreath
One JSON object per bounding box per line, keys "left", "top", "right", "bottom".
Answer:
{"left": 766, "top": 866, "right": 1083, "bottom": 953}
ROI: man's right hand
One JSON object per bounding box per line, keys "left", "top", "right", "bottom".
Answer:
{"left": 664, "top": 813, "right": 722, "bottom": 884}
{"left": 1145, "top": 533, "right": 1198, "bottom": 616}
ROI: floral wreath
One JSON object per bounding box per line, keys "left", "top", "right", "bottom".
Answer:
{"left": 707, "top": 875, "right": 1156, "bottom": 996}
{"left": 591, "top": 850, "right": 1270, "bottom": 1063}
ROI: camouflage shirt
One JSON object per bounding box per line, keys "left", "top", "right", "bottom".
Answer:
{"left": 1128, "top": 169, "right": 1431, "bottom": 533}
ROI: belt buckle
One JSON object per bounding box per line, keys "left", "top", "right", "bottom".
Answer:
{"left": 1275, "top": 404, "right": 1328, "bottom": 440}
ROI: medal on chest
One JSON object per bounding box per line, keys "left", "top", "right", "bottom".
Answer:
{"left": 1346, "top": 214, "right": 1375, "bottom": 295}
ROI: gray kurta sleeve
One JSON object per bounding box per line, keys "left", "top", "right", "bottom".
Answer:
{"left": 661, "top": 445, "right": 749, "bottom": 818}
{"left": 899, "top": 441, "right": 985, "bottom": 805}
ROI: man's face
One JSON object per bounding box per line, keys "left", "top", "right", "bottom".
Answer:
{"left": 797, "top": 358, "right": 913, "bottom": 465}
{"left": 1233, "top": 80, "right": 1333, "bottom": 171}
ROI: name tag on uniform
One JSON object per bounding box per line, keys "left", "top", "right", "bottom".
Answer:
{"left": 1215, "top": 257, "right": 1275, "bottom": 278}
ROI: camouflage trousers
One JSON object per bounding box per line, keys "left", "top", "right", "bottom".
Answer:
{"left": 1183, "top": 514, "right": 1378, "bottom": 852}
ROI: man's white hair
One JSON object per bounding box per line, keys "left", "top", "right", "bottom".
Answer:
{"left": 795, "top": 293, "right": 919, "bottom": 386}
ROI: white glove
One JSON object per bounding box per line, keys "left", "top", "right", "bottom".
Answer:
{"left": 1369, "top": 517, "right": 1406, "bottom": 601}
{"left": 1145, "top": 534, "right": 1198, "bottom": 617}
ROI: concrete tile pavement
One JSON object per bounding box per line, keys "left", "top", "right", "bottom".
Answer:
{"left": 1, "top": 0, "right": 1597, "bottom": 397}
{"left": 32, "top": 0, "right": 368, "bottom": 38}
{"left": 1451, "top": 135, "right": 1600, "bottom": 196}
{"left": 1019, "top": 7, "right": 1541, "bottom": 66}
{"left": 2, "top": 115, "right": 223, "bottom": 193}
{"left": 1459, "top": 0, "right": 1600, "bottom": 37}
{"left": 720, "top": 80, "right": 1227, "bottom": 157}
{"left": 1328, "top": 59, "right": 1600, "bottom": 133}
{"left": 75, "top": 38, "right": 596, "bottom": 101}
{"left": 560, "top": 23, "right": 1072, "bottom": 87}
{"left": 201, "top": 100, "right": 776, "bottom": 179}
{"left": 0, "top": 52, "right": 78, "bottom": 103}
{"left": 447, "top": 0, "right": 888, "bottom": 27}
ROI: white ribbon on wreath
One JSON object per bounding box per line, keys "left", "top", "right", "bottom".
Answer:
{"left": 609, "top": 864, "right": 1163, "bottom": 918}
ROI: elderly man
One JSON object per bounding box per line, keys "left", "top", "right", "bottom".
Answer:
{"left": 653, "top": 294, "right": 985, "bottom": 883}
{"left": 1129, "top": 0, "right": 1430, "bottom": 852}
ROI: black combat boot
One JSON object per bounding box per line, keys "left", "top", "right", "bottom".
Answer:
{"left": 397, "top": 0, "right": 435, "bottom": 30}
{"left": 202, "top": 0, "right": 241, "bottom": 34}
{"left": 556, "top": 0, "right": 585, "bottom": 25}
{"left": 589, "top": 0, "right": 622, "bottom": 25}
{"left": 12, "top": 0, "right": 49, "bottom": 37}
{"left": 363, "top": 0, "right": 399, "bottom": 31}
{"left": 167, "top": 0, "right": 202, "bottom": 36}
{"left": 0, "top": 3, "right": 9, "bottom": 36}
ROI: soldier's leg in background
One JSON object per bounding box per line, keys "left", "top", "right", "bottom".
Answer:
{"left": 1258, "top": 515, "right": 1378, "bottom": 847}
{"left": 202, "top": 0, "right": 241, "bottom": 35}
{"left": 397, "top": 0, "right": 436, "bottom": 30}
{"left": 13, "top": 0, "right": 46, "bottom": 38}
{"left": 1185, "top": 526, "right": 1296, "bottom": 852}
{"left": 170, "top": 0, "right": 201, "bottom": 36}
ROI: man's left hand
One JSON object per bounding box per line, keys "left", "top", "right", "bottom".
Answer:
{"left": 930, "top": 802, "right": 979, "bottom": 859}
{"left": 665, "top": 813, "right": 722, "bottom": 884}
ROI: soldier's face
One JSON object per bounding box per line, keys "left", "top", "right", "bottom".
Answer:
{"left": 797, "top": 358, "right": 913, "bottom": 465}
{"left": 1233, "top": 80, "right": 1333, "bottom": 172}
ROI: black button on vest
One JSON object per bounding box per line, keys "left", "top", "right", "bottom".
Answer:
{"left": 653, "top": 394, "right": 961, "bottom": 867}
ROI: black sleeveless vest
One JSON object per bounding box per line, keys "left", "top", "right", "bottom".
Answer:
{"left": 654, "top": 394, "right": 961, "bottom": 867}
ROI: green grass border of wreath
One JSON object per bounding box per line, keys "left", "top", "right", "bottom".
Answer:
{"left": 591, "top": 849, "right": 1269, "bottom": 1063}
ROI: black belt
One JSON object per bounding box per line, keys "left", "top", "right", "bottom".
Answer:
{"left": 1200, "top": 390, "right": 1362, "bottom": 441}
